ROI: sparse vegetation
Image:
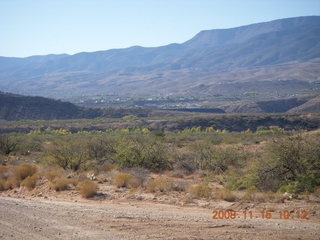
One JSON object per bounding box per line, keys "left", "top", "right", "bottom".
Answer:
{"left": 44, "top": 168, "right": 63, "bottom": 182}
{"left": 77, "top": 179, "right": 97, "bottom": 198}
{"left": 0, "top": 134, "right": 17, "bottom": 155}
{"left": 52, "top": 177, "right": 71, "bottom": 191}
{"left": 0, "top": 179, "right": 7, "bottom": 191}
{"left": 256, "top": 135, "right": 320, "bottom": 193}
{"left": 48, "top": 139, "right": 89, "bottom": 171}
{"left": 214, "top": 188, "right": 237, "bottom": 202}
{"left": 14, "top": 163, "right": 37, "bottom": 181}
{"left": 146, "top": 179, "right": 173, "bottom": 193}
{"left": 115, "top": 136, "right": 171, "bottom": 172}
{"left": 114, "top": 173, "right": 133, "bottom": 188}
{"left": 21, "top": 174, "right": 38, "bottom": 190}
{"left": 0, "top": 122, "right": 318, "bottom": 204}
{"left": 188, "top": 184, "right": 212, "bottom": 199}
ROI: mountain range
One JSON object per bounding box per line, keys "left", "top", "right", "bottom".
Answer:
{"left": 0, "top": 16, "right": 319, "bottom": 98}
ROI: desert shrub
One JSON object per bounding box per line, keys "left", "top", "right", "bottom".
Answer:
{"left": 207, "top": 135, "right": 223, "bottom": 145}
{"left": 188, "top": 183, "right": 212, "bottom": 198}
{"left": 114, "top": 172, "right": 133, "bottom": 188}
{"left": 87, "top": 137, "right": 116, "bottom": 164}
{"left": 6, "top": 176, "right": 20, "bottom": 189}
{"left": 127, "top": 177, "right": 142, "bottom": 188}
{"left": 100, "top": 162, "right": 116, "bottom": 172}
{"left": 115, "top": 136, "right": 171, "bottom": 172}
{"left": 15, "top": 135, "right": 43, "bottom": 155}
{"left": 21, "top": 174, "right": 38, "bottom": 190}
{"left": 191, "top": 142, "right": 244, "bottom": 173}
{"left": 47, "top": 138, "right": 89, "bottom": 171}
{"left": 127, "top": 167, "right": 149, "bottom": 182}
{"left": 77, "top": 179, "right": 97, "bottom": 198}
{"left": 256, "top": 135, "right": 320, "bottom": 192}
{"left": 214, "top": 188, "right": 237, "bottom": 202}
{"left": 44, "top": 168, "right": 63, "bottom": 182}
{"left": 314, "top": 187, "right": 320, "bottom": 197}
{"left": 261, "top": 191, "right": 282, "bottom": 203}
{"left": 171, "top": 180, "right": 188, "bottom": 192}
{"left": 241, "top": 186, "right": 259, "bottom": 201}
{"left": 0, "top": 179, "right": 7, "bottom": 191}
{"left": 0, "top": 134, "right": 17, "bottom": 155}
{"left": 52, "top": 177, "right": 70, "bottom": 191}
{"left": 224, "top": 169, "right": 257, "bottom": 190}
{"left": 150, "top": 130, "right": 165, "bottom": 138}
{"left": 14, "top": 163, "right": 37, "bottom": 181}
{"left": 0, "top": 155, "right": 6, "bottom": 165}
{"left": 68, "top": 178, "right": 79, "bottom": 187}
{"left": 0, "top": 165, "right": 9, "bottom": 179}
{"left": 146, "top": 179, "right": 173, "bottom": 192}
{"left": 173, "top": 157, "right": 196, "bottom": 175}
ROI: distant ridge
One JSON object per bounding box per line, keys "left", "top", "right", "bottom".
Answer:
{"left": 0, "top": 92, "right": 99, "bottom": 120}
{"left": 0, "top": 16, "right": 319, "bottom": 97}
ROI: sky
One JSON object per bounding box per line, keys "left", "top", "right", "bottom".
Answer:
{"left": 0, "top": 0, "right": 319, "bottom": 57}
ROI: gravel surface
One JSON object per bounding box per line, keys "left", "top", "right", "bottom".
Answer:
{"left": 0, "top": 196, "right": 319, "bottom": 240}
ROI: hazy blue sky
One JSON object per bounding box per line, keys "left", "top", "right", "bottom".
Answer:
{"left": 0, "top": 0, "right": 319, "bottom": 57}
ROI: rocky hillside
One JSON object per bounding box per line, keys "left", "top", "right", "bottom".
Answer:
{"left": 0, "top": 16, "right": 319, "bottom": 98}
{"left": 221, "top": 95, "right": 320, "bottom": 113}
{"left": 0, "top": 92, "right": 101, "bottom": 120}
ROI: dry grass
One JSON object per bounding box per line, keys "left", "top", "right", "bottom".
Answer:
{"left": 146, "top": 179, "right": 173, "bottom": 193}
{"left": 21, "top": 174, "right": 38, "bottom": 191}
{"left": 0, "top": 165, "right": 9, "bottom": 179}
{"left": 100, "top": 163, "right": 116, "bottom": 172}
{"left": 127, "top": 177, "right": 142, "bottom": 188}
{"left": 261, "top": 191, "right": 283, "bottom": 203}
{"left": 6, "top": 176, "right": 20, "bottom": 189}
{"left": 68, "top": 178, "right": 79, "bottom": 187}
{"left": 214, "top": 188, "right": 237, "bottom": 202}
{"left": 188, "top": 184, "right": 212, "bottom": 198}
{"left": 77, "top": 179, "right": 97, "bottom": 198}
{"left": 0, "top": 179, "right": 7, "bottom": 191}
{"left": 14, "top": 163, "right": 37, "bottom": 181}
{"left": 242, "top": 186, "right": 259, "bottom": 201}
{"left": 114, "top": 173, "right": 133, "bottom": 188}
{"left": 182, "top": 196, "right": 194, "bottom": 204}
{"left": 44, "top": 168, "right": 63, "bottom": 182}
{"left": 52, "top": 177, "right": 70, "bottom": 191}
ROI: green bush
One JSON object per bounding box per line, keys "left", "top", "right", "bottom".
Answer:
{"left": 190, "top": 142, "right": 244, "bottom": 173}
{"left": 47, "top": 138, "right": 89, "bottom": 171}
{"left": 256, "top": 135, "right": 320, "bottom": 192}
{"left": 224, "top": 169, "right": 257, "bottom": 190}
{"left": 0, "top": 134, "right": 17, "bottom": 155}
{"left": 87, "top": 137, "right": 116, "bottom": 164}
{"left": 115, "top": 136, "right": 171, "bottom": 172}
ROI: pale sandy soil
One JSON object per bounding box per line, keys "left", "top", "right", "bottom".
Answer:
{"left": 0, "top": 194, "right": 319, "bottom": 240}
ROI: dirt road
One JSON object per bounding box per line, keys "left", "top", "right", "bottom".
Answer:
{"left": 0, "top": 196, "right": 319, "bottom": 240}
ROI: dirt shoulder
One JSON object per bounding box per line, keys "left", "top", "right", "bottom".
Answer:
{"left": 0, "top": 195, "right": 319, "bottom": 240}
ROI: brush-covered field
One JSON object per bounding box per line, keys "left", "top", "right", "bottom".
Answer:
{"left": 0, "top": 121, "right": 320, "bottom": 239}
